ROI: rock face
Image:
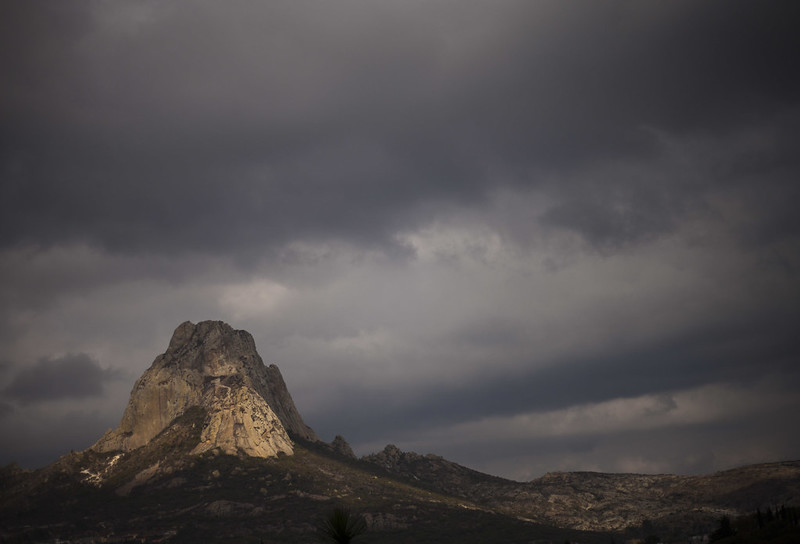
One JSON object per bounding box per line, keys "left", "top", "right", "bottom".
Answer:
{"left": 189, "top": 377, "right": 294, "bottom": 458}
{"left": 93, "top": 320, "right": 317, "bottom": 459}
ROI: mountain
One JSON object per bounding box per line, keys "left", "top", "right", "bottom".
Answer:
{"left": 1, "top": 320, "right": 798, "bottom": 543}
{"left": 92, "top": 320, "right": 316, "bottom": 458}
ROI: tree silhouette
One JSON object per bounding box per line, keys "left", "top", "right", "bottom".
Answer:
{"left": 319, "top": 507, "right": 367, "bottom": 544}
{"left": 709, "top": 515, "right": 734, "bottom": 542}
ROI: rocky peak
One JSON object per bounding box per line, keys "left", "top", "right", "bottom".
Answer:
{"left": 367, "top": 444, "right": 422, "bottom": 469}
{"left": 92, "top": 320, "right": 317, "bottom": 459}
{"left": 163, "top": 321, "right": 262, "bottom": 374}
{"left": 330, "top": 435, "right": 356, "bottom": 459}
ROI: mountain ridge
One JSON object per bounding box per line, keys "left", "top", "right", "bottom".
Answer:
{"left": 361, "top": 443, "right": 800, "bottom": 532}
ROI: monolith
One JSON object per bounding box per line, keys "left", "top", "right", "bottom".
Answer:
{"left": 92, "top": 320, "right": 317, "bottom": 458}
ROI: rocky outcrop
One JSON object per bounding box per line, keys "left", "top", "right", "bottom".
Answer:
{"left": 330, "top": 435, "right": 356, "bottom": 459}
{"left": 92, "top": 320, "right": 317, "bottom": 459}
{"left": 363, "top": 444, "right": 510, "bottom": 496}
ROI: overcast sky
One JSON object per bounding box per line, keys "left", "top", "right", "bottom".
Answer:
{"left": 1, "top": 1, "right": 799, "bottom": 481}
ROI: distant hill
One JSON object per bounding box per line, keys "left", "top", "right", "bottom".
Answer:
{"left": 363, "top": 443, "right": 800, "bottom": 541}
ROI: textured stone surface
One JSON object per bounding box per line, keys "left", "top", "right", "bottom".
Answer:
{"left": 190, "top": 378, "right": 293, "bottom": 458}
{"left": 92, "top": 320, "right": 317, "bottom": 459}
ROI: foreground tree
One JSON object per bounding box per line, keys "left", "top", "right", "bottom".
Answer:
{"left": 709, "top": 515, "right": 734, "bottom": 542}
{"left": 320, "top": 507, "right": 367, "bottom": 544}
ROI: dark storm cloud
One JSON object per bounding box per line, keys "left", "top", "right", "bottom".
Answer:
{"left": 1, "top": 0, "right": 799, "bottom": 476}
{"left": 2, "top": 1, "right": 799, "bottom": 256}
{"left": 311, "top": 307, "right": 800, "bottom": 444}
{"left": 3, "top": 353, "right": 119, "bottom": 403}
{"left": 0, "top": 408, "right": 121, "bottom": 468}
{"left": 436, "top": 409, "right": 800, "bottom": 480}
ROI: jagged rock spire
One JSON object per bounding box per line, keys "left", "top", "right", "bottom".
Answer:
{"left": 93, "top": 320, "right": 317, "bottom": 459}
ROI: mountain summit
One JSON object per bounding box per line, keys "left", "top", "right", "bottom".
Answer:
{"left": 92, "top": 320, "right": 317, "bottom": 458}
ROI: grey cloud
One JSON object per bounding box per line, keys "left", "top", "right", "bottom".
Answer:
{"left": 308, "top": 309, "right": 800, "bottom": 444}
{"left": 643, "top": 395, "right": 677, "bottom": 417}
{"left": 2, "top": 2, "right": 799, "bottom": 257}
{"left": 0, "top": 401, "right": 13, "bottom": 419}
{"left": 448, "top": 317, "right": 526, "bottom": 349}
{"left": 437, "top": 412, "right": 800, "bottom": 480}
{"left": 539, "top": 191, "right": 677, "bottom": 250}
{"left": 3, "top": 353, "right": 119, "bottom": 403}
{"left": 0, "top": 408, "right": 120, "bottom": 468}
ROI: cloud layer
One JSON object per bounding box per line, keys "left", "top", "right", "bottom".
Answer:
{"left": 3, "top": 353, "right": 118, "bottom": 403}
{"left": 1, "top": 1, "right": 799, "bottom": 479}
